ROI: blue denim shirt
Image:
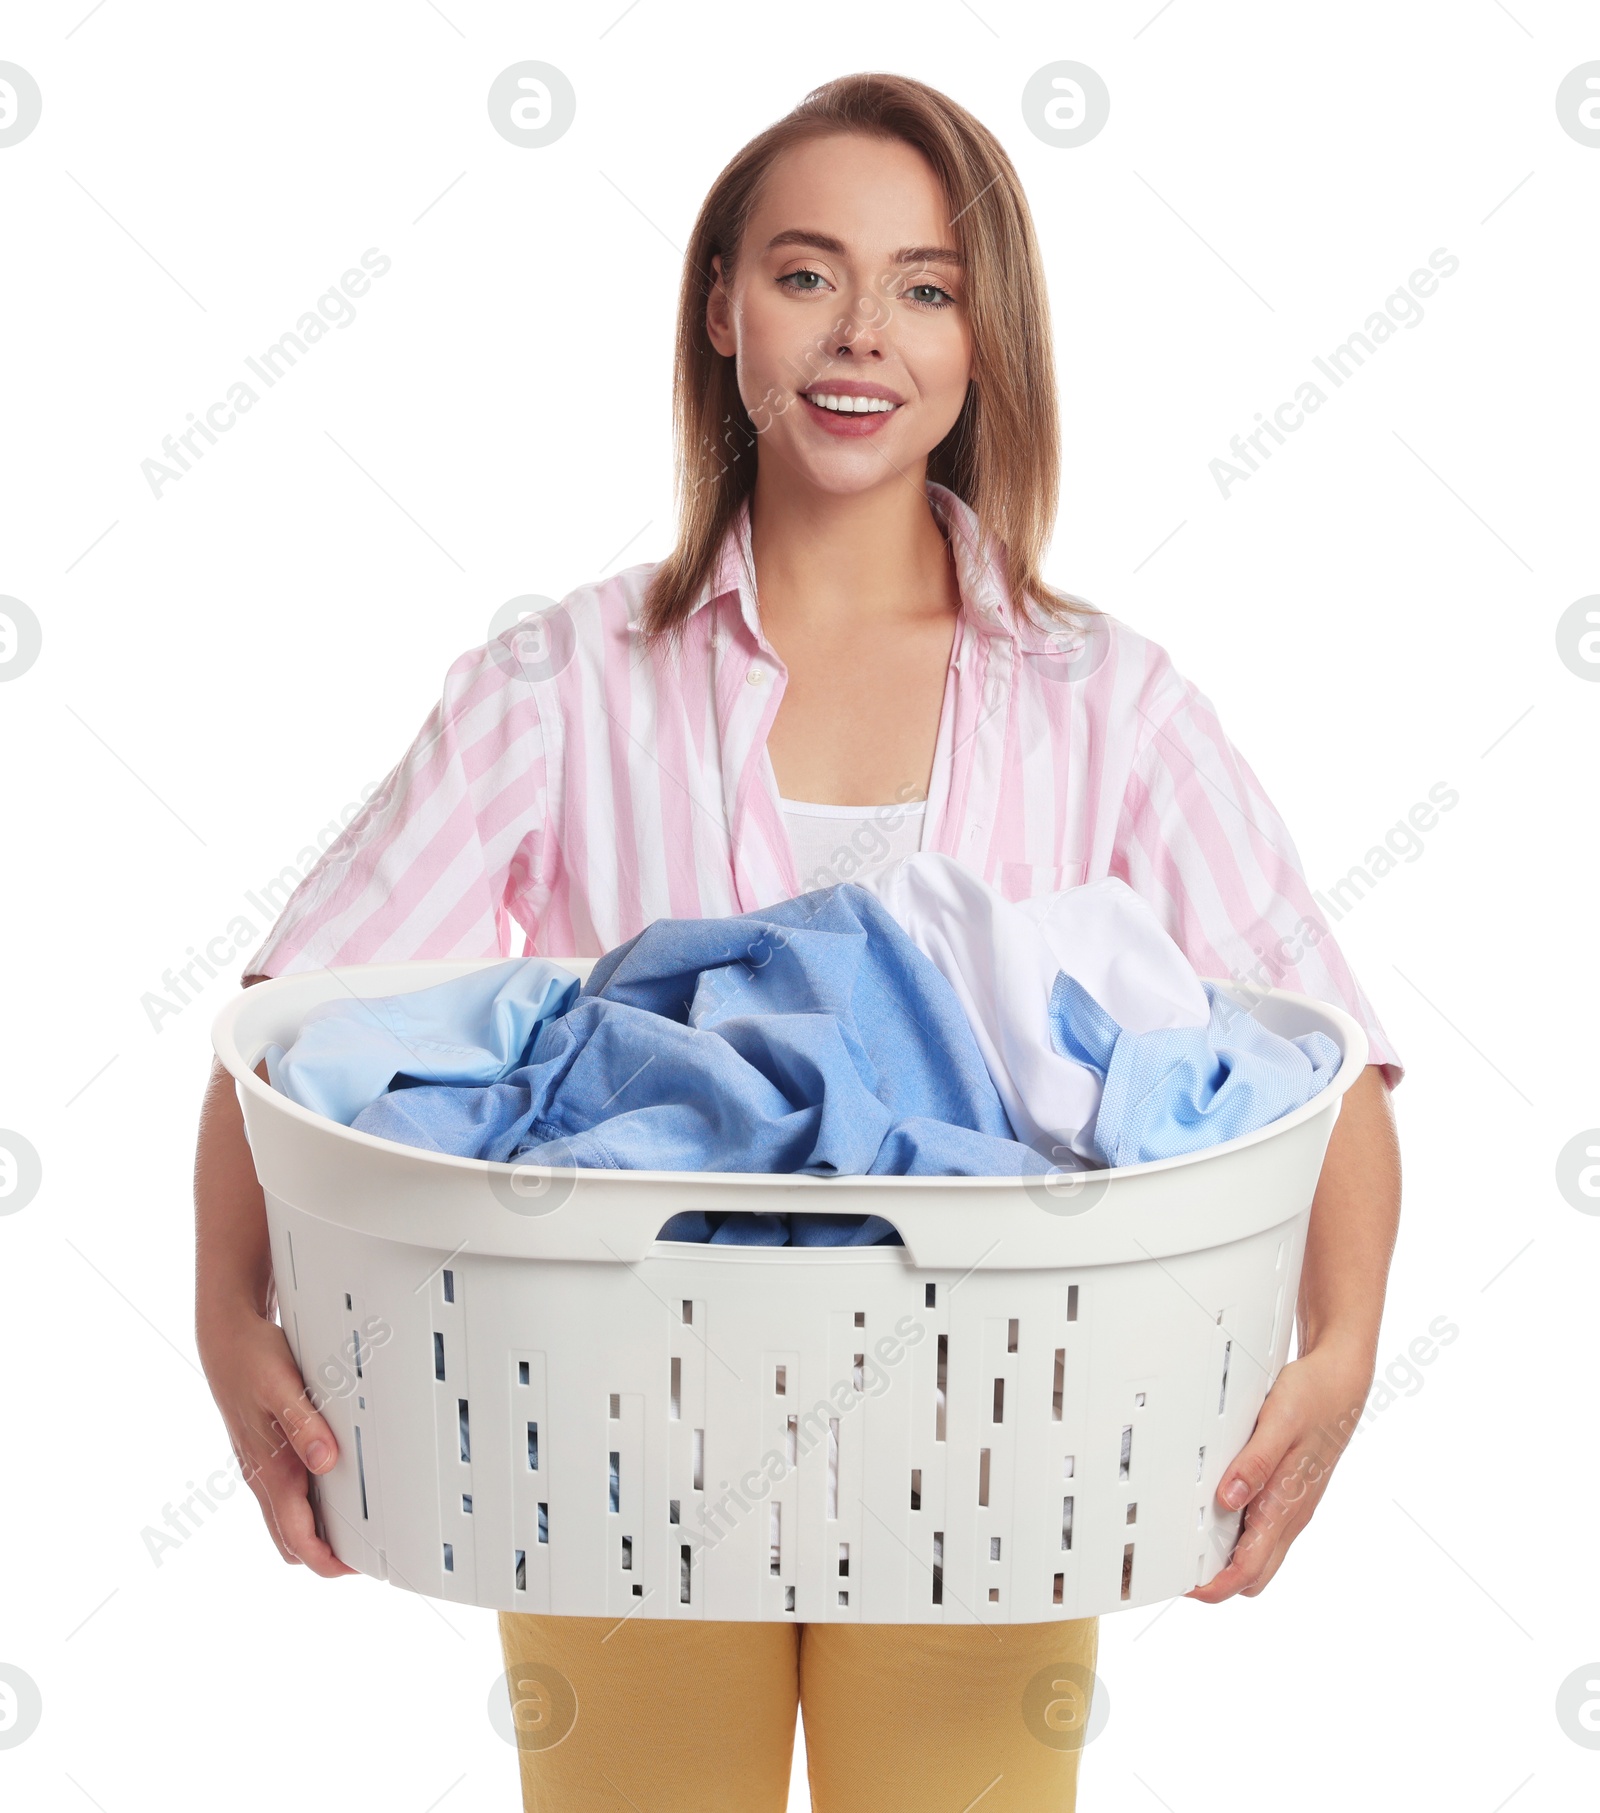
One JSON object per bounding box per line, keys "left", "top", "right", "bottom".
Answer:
{"left": 353, "top": 886, "right": 1053, "bottom": 1242}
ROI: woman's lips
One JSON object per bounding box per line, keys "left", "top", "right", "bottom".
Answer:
{"left": 798, "top": 392, "right": 900, "bottom": 437}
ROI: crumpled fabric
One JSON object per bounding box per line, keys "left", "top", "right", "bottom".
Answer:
{"left": 350, "top": 886, "right": 1054, "bottom": 1244}
{"left": 263, "top": 867, "right": 1347, "bottom": 1247}
{"left": 856, "top": 854, "right": 1212, "bottom": 1166}
{"left": 264, "top": 957, "right": 580, "bottom": 1127}
{"left": 1049, "top": 974, "right": 1341, "bottom": 1167}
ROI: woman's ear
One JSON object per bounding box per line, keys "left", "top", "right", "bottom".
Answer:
{"left": 705, "top": 253, "right": 734, "bottom": 357}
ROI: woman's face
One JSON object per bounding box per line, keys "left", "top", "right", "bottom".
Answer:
{"left": 706, "top": 132, "right": 975, "bottom": 498}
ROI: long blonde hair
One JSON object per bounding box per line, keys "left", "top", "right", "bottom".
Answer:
{"left": 641, "top": 71, "right": 1088, "bottom": 643}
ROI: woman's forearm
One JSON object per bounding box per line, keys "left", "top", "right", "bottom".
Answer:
{"left": 195, "top": 1055, "right": 275, "bottom": 1348}
{"left": 1294, "top": 1063, "right": 1401, "bottom": 1371}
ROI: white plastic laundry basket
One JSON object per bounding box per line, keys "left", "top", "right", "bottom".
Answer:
{"left": 213, "top": 959, "right": 1365, "bottom": 1625}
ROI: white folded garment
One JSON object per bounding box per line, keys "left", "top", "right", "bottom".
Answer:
{"left": 856, "top": 853, "right": 1210, "bottom": 1167}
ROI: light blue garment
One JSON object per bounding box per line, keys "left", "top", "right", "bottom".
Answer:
{"left": 266, "top": 958, "right": 581, "bottom": 1127}
{"left": 352, "top": 887, "right": 1055, "bottom": 1244}
{"left": 1048, "top": 975, "right": 1341, "bottom": 1168}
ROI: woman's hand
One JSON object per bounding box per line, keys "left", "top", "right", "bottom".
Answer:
{"left": 1190, "top": 1063, "right": 1400, "bottom": 1603}
{"left": 195, "top": 1045, "right": 355, "bottom": 1578}
{"left": 198, "top": 1308, "right": 358, "bottom": 1578}
{"left": 1185, "top": 1339, "right": 1373, "bottom": 1602}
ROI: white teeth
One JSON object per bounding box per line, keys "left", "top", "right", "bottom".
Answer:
{"left": 805, "top": 393, "right": 896, "bottom": 414}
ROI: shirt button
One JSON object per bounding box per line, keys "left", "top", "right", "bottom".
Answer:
{"left": 746, "top": 666, "right": 766, "bottom": 685}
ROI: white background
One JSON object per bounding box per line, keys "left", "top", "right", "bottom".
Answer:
{"left": 2, "top": 2, "right": 1597, "bottom": 1808}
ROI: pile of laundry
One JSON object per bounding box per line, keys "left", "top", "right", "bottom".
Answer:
{"left": 265, "top": 854, "right": 1341, "bottom": 1245}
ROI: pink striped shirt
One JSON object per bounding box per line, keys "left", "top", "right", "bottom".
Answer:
{"left": 246, "top": 480, "right": 1401, "bottom": 1084}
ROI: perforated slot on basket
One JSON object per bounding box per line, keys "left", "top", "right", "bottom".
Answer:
{"left": 609, "top": 1393, "right": 620, "bottom": 1419}
{"left": 978, "top": 1448, "right": 991, "bottom": 1506}
{"left": 458, "top": 1400, "right": 471, "bottom": 1463}
{"left": 693, "top": 1429, "right": 704, "bottom": 1491}
{"left": 935, "top": 1336, "right": 948, "bottom": 1441}
{"left": 344, "top": 1291, "right": 352, "bottom": 1311}
{"left": 527, "top": 1422, "right": 539, "bottom": 1470}
{"left": 925, "top": 1283, "right": 936, "bottom": 1308}
{"left": 286, "top": 1229, "right": 298, "bottom": 1293}
{"left": 1007, "top": 1317, "right": 1018, "bottom": 1352}
{"left": 910, "top": 1468, "right": 921, "bottom": 1510}
{"left": 681, "top": 1299, "right": 692, "bottom": 1323}
{"left": 354, "top": 1425, "right": 369, "bottom": 1519}
{"left": 990, "top": 1537, "right": 1002, "bottom": 1560}
{"left": 608, "top": 1452, "right": 620, "bottom": 1513}
{"left": 1067, "top": 1284, "right": 1078, "bottom": 1321}
{"left": 1121, "top": 1543, "right": 1135, "bottom": 1601}
{"left": 993, "top": 1378, "right": 1005, "bottom": 1422}
{"left": 827, "top": 1420, "right": 840, "bottom": 1519}
{"left": 1052, "top": 1572, "right": 1064, "bottom": 1604}
{"left": 1062, "top": 1497, "right": 1074, "bottom": 1551}
{"left": 352, "top": 1328, "right": 363, "bottom": 1378}
{"left": 518, "top": 1361, "right": 529, "bottom": 1385}
{"left": 931, "top": 1532, "right": 944, "bottom": 1604}
{"left": 852, "top": 1354, "right": 864, "bottom": 1391}
{"left": 785, "top": 1416, "right": 797, "bottom": 1466}
{"left": 463, "top": 1493, "right": 473, "bottom": 1514}
{"left": 1052, "top": 1349, "right": 1064, "bottom": 1420}
{"left": 988, "top": 1588, "right": 999, "bottom": 1602}
{"left": 1218, "top": 1340, "right": 1232, "bottom": 1414}
{"left": 679, "top": 1545, "right": 691, "bottom": 1603}
{"left": 1135, "top": 1391, "right": 1146, "bottom": 1407}
{"left": 1196, "top": 1444, "right": 1206, "bottom": 1481}
{"left": 770, "top": 1503, "right": 781, "bottom": 1575}
{"left": 1063, "top": 1455, "right": 1075, "bottom": 1478}
{"left": 838, "top": 1542, "right": 849, "bottom": 1577}
{"left": 433, "top": 1333, "right": 445, "bottom": 1382}
{"left": 443, "top": 1542, "right": 454, "bottom": 1572}
{"left": 854, "top": 1311, "right": 865, "bottom": 1327}
{"left": 443, "top": 1269, "right": 454, "bottom": 1303}
{"left": 669, "top": 1499, "right": 680, "bottom": 1524}
{"left": 773, "top": 1364, "right": 785, "bottom": 1396}
{"left": 785, "top": 1585, "right": 796, "bottom": 1612}
{"left": 838, "top": 1591, "right": 848, "bottom": 1605}
{"left": 515, "top": 1549, "right": 526, "bottom": 1591}
{"left": 621, "top": 1536, "right": 632, "bottom": 1570}
{"left": 538, "top": 1502, "right": 548, "bottom": 1543}
{"left": 1119, "top": 1425, "right": 1132, "bottom": 1480}
{"left": 671, "top": 1357, "right": 681, "bottom": 1417}
{"left": 1125, "top": 1502, "right": 1136, "bottom": 1524}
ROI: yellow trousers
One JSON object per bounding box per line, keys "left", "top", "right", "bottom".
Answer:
{"left": 497, "top": 1609, "right": 1099, "bottom": 1811}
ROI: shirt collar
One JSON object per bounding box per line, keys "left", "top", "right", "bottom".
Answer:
{"left": 652, "top": 480, "right": 1069, "bottom": 655}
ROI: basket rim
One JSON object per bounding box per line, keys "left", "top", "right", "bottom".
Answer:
{"left": 211, "top": 957, "right": 1370, "bottom": 1194}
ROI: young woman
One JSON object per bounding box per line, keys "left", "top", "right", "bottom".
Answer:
{"left": 195, "top": 74, "right": 1402, "bottom": 1811}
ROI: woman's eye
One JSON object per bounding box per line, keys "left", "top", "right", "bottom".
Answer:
{"left": 778, "top": 268, "right": 829, "bottom": 293}
{"left": 905, "top": 282, "right": 956, "bottom": 309}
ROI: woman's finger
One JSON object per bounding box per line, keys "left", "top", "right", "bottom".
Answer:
{"left": 1189, "top": 1439, "right": 1334, "bottom": 1599}
{"left": 266, "top": 1382, "right": 340, "bottom": 1479}
{"left": 239, "top": 1462, "right": 303, "bottom": 1566}
{"left": 244, "top": 1425, "right": 358, "bottom": 1576}
{"left": 264, "top": 1461, "right": 359, "bottom": 1577}
{"left": 1187, "top": 1500, "right": 1279, "bottom": 1600}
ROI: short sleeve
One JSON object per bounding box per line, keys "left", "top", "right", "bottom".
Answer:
{"left": 242, "top": 646, "right": 548, "bottom": 981}
{"left": 1112, "top": 672, "right": 1403, "bottom": 1090}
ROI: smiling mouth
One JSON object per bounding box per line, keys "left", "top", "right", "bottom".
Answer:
{"left": 801, "top": 391, "right": 900, "bottom": 415}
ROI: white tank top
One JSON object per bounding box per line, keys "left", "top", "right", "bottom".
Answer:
{"left": 780, "top": 796, "right": 927, "bottom": 895}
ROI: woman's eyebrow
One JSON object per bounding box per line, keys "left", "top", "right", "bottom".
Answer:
{"left": 764, "top": 228, "right": 965, "bottom": 268}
